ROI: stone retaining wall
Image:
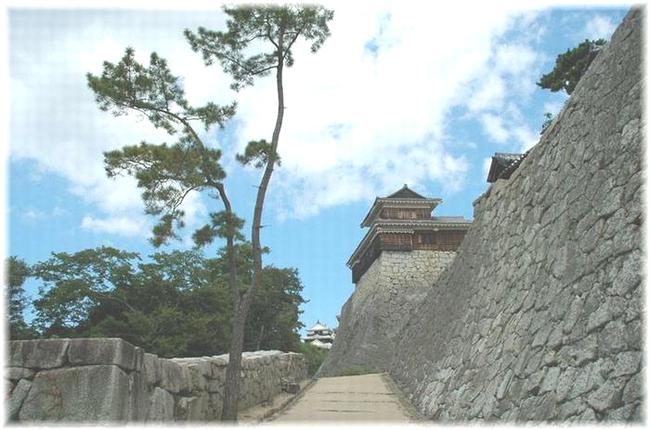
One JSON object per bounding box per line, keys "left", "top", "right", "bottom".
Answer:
{"left": 6, "top": 338, "right": 307, "bottom": 422}
{"left": 389, "top": 8, "right": 643, "bottom": 422}
{"left": 320, "top": 7, "right": 643, "bottom": 422}
{"left": 319, "top": 250, "right": 457, "bottom": 375}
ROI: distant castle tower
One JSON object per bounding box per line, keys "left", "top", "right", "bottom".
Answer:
{"left": 303, "top": 321, "right": 335, "bottom": 349}
{"left": 347, "top": 185, "right": 471, "bottom": 287}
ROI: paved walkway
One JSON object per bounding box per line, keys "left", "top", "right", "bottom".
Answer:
{"left": 270, "top": 373, "right": 417, "bottom": 423}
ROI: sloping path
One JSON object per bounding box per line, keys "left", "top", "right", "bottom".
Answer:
{"left": 269, "top": 373, "right": 418, "bottom": 422}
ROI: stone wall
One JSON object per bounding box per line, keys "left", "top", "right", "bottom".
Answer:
{"left": 6, "top": 338, "right": 307, "bottom": 422}
{"left": 322, "top": 8, "right": 643, "bottom": 422}
{"left": 392, "top": 8, "right": 644, "bottom": 422}
{"left": 319, "top": 250, "right": 457, "bottom": 375}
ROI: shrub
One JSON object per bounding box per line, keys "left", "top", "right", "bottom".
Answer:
{"left": 299, "top": 342, "right": 329, "bottom": 376}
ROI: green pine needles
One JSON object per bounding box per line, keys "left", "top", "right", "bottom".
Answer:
{"left": 537, "top": 39, "right": 606, "bottom": 95}
{"left": 87, "top": 5, "right": 334, "bottom": 421}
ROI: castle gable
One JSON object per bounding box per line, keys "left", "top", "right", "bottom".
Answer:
{"left": 360, "top": 185, "right": 442, "bottom": 228}
{"left": 385, "top": 184, "right": 427, "bottom": 199}
{"left": 349, "top": 185, "right": 471, "bottom": 283}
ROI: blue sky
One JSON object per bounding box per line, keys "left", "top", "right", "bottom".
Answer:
{"left": 5, "top": 2, "right": 630, "bottom": 336}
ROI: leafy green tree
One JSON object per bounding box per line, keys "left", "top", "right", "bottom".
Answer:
{"left": 246, "top": 267, "right": 305, "bottom": 352}
{"left": 30, "top": 247, "right": 228, "bottom": 355}
{"left": 185, "top": 5, "right": 333, "bottom": 419}
{"left": 31, "top": 247, "right": 140, "bottom": 337}
{"left": 537, "top": 39, "right": 606, "bottom": 95}
{"left": 87, "top": 48, "right": 242, "bottom": 346}
{"left": 299, "top": 342, "right": 329, "bottom": 377}
{"left": 88, "top": 5, "right": 332, "bottom": 420}
{"left": 30, "top": 246, "right": 305, "bottom": 359}
{"left": 540, "top": 112, "right": 554, "bottom": 134}
{"left": 4, "top": 256, "right": 36, "bottom": 339}
{"left": 87, "top": 41, "right": 245, "bottom": 415}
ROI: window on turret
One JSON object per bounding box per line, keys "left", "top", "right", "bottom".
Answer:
{"left": 420, "top": 233, "right": 435, "bottom": 244}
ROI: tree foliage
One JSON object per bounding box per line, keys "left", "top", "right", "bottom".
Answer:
{"left": 31, "top": 247, "right": 140, "bottom": 336}
{"left": 537, "top": 39, "right": 606, "bottom": 95}
{"left": 235, "top": 139, "right": 281, "bottom": 169}
{"left": 246, "top": 266, "right": 304, "bottom": 352}
{"left": 299, "top": 342, "right": 329, "bottom": 377}
{"left": 88, "top": 49, "right": 237, "bottom": 248}
{"left": 540, "top": 112, "right": 554, "bottom": 134}
{"left": 185, "top": 5, "right": 334, "bottom": 91}
{"left": 87, "top": 48, "right": 235, "bottom": 133}
{"left": 184, "top": 5, "right": 333, "bottom": 420}
{"left": 28, "top": 246, "right": 304, "bottom": 357}
{"left": 5, "top": 256, "right": 36, "bottom": 339}
{"left": 88, "top": 5, "right": 333, "bottom": 421}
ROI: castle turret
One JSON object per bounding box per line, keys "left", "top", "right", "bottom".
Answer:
{"left": 348, "top": 185, "right": 471, "bottom": 284}
{"left": 303, "top": 321, "right": 335, "bottom": 349}
{"left": 317, "top": 185, "right": 472, "bottom": 375}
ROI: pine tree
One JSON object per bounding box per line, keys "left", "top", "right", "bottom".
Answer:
{"left": 185, "top": 5, "right": 333, "bottom": 419}
{"left": 537, "top": 39, "right": 606, "bottom": 95}
{"left": 88, "top": 5, "right": 333, "bottom": 421}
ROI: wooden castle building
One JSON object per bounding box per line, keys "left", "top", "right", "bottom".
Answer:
{"left": 347, "top": 185, "right": 472, "bottom": 284}
{"left": 302, "top": 321, "right": 336, "bottom": 349}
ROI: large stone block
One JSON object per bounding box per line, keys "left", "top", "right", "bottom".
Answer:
{"left": 128, "top": 370, "right": 150, "bottom": 421}
{"left": 8, "top": 379, "right": 32, "bottom": 420}
{"left": 9, "top": 339, "right": 69, "bottom": 369}
{"left": 587, "top": 382, "right": 623, "bottom": 412}
{"left": 159, "top": 359, "right": 191, "bottom": 394}
{"left": 7, "top": 367, "right": 35, "bottom": 381}
{"left": 67, "top": 338, "right": 140, "bottom": 371}
{"left": 147, "top": 387, "right": 175, "bottom": 421}
{"left": 19, "top": 365, "right": 130, "bottom": 422}
{"left": 143, "top": 352, "right": 162, "bottom": 387}
{"left": 176, "top": 394, "right": 209, "bottom": 421}
{"left": 184, "top": 361, "right": 211, "bottom": 392}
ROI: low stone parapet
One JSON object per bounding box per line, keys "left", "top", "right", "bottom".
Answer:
{"left": 6, "top": 338, "right": 307, "bottom": 422}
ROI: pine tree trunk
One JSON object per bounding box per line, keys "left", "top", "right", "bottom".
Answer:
{"left": 215, "top": 184, "right": 244, "bottom": 422}
{"left": 221, "top": 308, "right": 246, "bottom": 420}
{"left": 220, "top": 32, "right": 286, "bottom": 422}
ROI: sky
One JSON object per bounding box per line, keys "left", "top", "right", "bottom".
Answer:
{"left": 3, "top": 1, "right": 631, "bottom": 337}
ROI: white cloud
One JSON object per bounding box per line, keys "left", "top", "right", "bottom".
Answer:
{"left": 10, "top": 10, "right": 221, "bottom": 238}
{"left": 230, "top": 3, "right": 527, "bottom": 217}
{"left": 467, "top": 74, "right": 507, "bottom": 113}
{"left": 512, "top": 125, "right": 539, "bottom": 152}
{"left": 24, "top": 209, "right": 45, "bottom": 220}
{"left": 480, "top": 114, "right": 510, "bottom": 143}
{"left": 10, "top": 4, "right": 553, "bottom": 222}
{"left": 494, "top": 44, "right": 538, "bottom": 76}
{"left": 543, "top": 99, "right": 566, "bottom": 116}
{"left": 81, "top": 214, "right": 147, "bottom": 237}
{"left": 21, "top": 206, "right": 67, "bottom": 220}
{"left": 482, "top": 157, "right": 493, "bottom": 180}
{"left": 582, "top": 15, "right": 617, "bottom": 40}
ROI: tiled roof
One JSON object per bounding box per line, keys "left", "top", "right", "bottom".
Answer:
{"left": 487, "top": 152, "right": 528, "bottom": 183}
{"left": 308, "top": 321, "right": 329, "bottom": 332}
{"left": 431, "top": 216, "right": 469, "bottom": 223}
{"left": 385, "top": 184, "right": 427, "bottom": 199}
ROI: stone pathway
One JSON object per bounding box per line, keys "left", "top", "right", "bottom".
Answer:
{"left": 269, "top": 373, "right": 418, "bottom": 422}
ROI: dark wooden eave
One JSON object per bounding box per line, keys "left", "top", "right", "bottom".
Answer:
{"left": 347, "top": 218, "right": 472, "bottom": 268}
{"left": 487, "top": 152, "right": 528, "bottom": 183}
{"left": 360, "top": 185, "right": 441, "bottom": 228}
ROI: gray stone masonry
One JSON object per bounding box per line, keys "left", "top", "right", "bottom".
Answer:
{"left": 6, "top": 338, "right": 307, "bottom": 422}
{"left": 321, "top": 8, "right": 643, "bottom": 423}
{"left": 319, "top": 250, "right": 457, "bottom": 375}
